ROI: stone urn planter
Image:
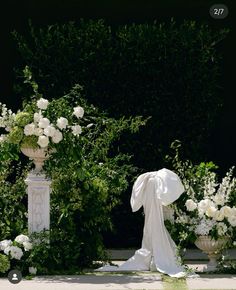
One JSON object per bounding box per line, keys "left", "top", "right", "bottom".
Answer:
{"left": 195, "top": 235, "right": 230, "bottom": 272}
{"left": 21, "top": 147, "right": 50, "bottom": 173}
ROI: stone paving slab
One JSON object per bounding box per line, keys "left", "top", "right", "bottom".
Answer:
{"left": 0, "top": 273, "right": 163, "bottom": 290}
{"left": 186, "top": 274, "right": 236, "bottom": 290}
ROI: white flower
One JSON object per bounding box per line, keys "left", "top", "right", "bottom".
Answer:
{"left": 221, "top": 206, "right": 232, "bottom": 218}
{"left": 71, "top": 125, "right": 82, "bottom": 136}
{"left": 213, "top": 210, "right": 225, "bottom": 221}
{"left": 213, "top": 193, "right": 225, "bottom": 206}
{"left": 37, "top": 98, "right": 49, "bottom": 110}
{"left": 198, "top": 199, "right": 212, "bottom": 213}
{"left": 34, "top": 127, "right": 44, "bottom": 136}
{"left": 38, "top": 118, "right": 50, "bottom": 129}
{"left": 206, "top": 205, "right": 217, "bottom": 218}
{"left": 73, "top": 106, "right": 84, "bottom": 118}
{"left": 0, "top": 239, "right": 12, "bottom": 251}
{"left": 185, "top": 199, "right": 197, "bottom": 211}
{"left": 56, "top": 117, "right": 68, "bottom": 130}
{"left": 29, "top": 267, "right": 37, "bottom": 275}
{"left": 23, "top": 241, "right": 33, "bottom": 251}
{"left": 7, "top": 246, "right": 23, "bottom": 260}
{"left": 228, "top": 216, "right": 236, "bottom": 227}
{"left": 217, "top": 222, "right": 228, "bottom": 236}
{"left": 0, "top": 134, "right": 7, "bottom": 143}
{"left": 15, "top": 234, "right": 29, "bottom": 244}
{"left": 24, "top": 123, "right": 36, "bottom": 136}
{"left": 37, "top": 135, "right": 49, "bottom": 148}
{"left": 52, "top": 130, "right": 63, "bottom": 144}
{"left": 233, "top": 241, "right": 236, "bottom": 247}
{"left": 44, "top": 125, "right": 56, "bottom": 137}
{"left": 195, "top": 218, "right": 216, "bottom": 236}
{"left": 34, "top": 112, "right": 42, "bottom": 123}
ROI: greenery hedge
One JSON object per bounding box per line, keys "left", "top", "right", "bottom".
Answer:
{"left": 12, "top": 19, "right": 228, "bottom": 247}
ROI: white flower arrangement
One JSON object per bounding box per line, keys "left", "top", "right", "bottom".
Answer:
{"left": 173, "top": 163, "right": 236, "bottom": 241}
{"left": 0, "top": 234, "right": 32, "bottom": 261}
{"left": 0, "top": 97, "right": 85, "bottom": 149}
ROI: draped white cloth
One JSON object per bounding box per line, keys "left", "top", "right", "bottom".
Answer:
{"left": 96, "top": 168, "right": 188, "bottom": 278}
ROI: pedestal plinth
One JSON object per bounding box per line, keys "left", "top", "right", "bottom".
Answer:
{"left": 25, "top": 172, "right": 51, "bottom": 234}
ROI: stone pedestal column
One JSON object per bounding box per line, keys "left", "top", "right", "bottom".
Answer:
{"left": 25, "top": 173, "right": 51, "bottom": 234}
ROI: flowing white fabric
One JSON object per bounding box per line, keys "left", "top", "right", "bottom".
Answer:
{"left": 96, "top": 168, "right": 188, "bottom": 278}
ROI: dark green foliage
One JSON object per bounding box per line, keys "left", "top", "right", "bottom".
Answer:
{"left": 13, "top": 19, "right": 228, "bottom": 169}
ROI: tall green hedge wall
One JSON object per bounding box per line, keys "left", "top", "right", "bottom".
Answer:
{"left": 13, "top": 19, "right": 228, "bottom": 246}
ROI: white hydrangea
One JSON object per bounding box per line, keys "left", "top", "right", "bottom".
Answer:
{"left": 195, "top": 218, "right": 216, "bottom": 235}
{"left": 38, "top": 118, "right": 50, "bottom": 129}
{"left": 44, "top": 125, "right": 56, "bottom": 137}
{"left": 185, "top": 199, "right": 197, "bottom": 211}
{"left": 52, "top": 130, "right": 63, "bottom": 144}
{"left": 216, "top": 222, "right": 228, "bottom": 236}
{"left": 73, "top": 106, "right": 84, "bottom": 118}
{"left": 37, "top": 135, "right": 49, "bottom": 148}
{"left": 56, "top": 117, "right": 68, "bottom": 130}
{"left": 29, "top": 267, "right": 37, "bottom": 274}
{"left": 0, "top": 239, "right": 12, "bottom": 251}
{"left": 34, "top": 112, "right": 43, "bottom": 123}
{"left": 15, "top": 234, "right": 30, "bottom": 244}
{"left": 24, "top": 123, "right": 36, "bottom": 136}
{"left": 37, "top": 98, "right": 49, "bottom": 110}
{"left": 34, "top": 127, "right": 44, "bottom": 136}
{"left": 23, "top": 241, "right": 33, "bottom": 251}
{"left": 71, "top": 125, "right": 82, "bottom": 136}
{"left": 6, "top": 246, "right": 23, "bottom": 260}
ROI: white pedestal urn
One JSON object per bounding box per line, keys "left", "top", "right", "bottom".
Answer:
{"left": 195, "top": 235, "right": 230, "bottom": 272}
{"left": 21, "top": 147, "right": 51, "bottom": 234}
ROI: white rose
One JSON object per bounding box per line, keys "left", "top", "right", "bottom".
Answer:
{"left": 213, "top": 193, "right": 225, "bottom": 206}
{"left": 206, "top": 206, "right": 217, "bottom": 218}
{"left": 38, "top": 118, "right": 50, "bottom": 129}
{"left": 24, "top": 123, "right": 36, "bottom": 136}
{"left": 34, "top": 112, "right": 42, "bottom": 123}
{"left": 56, "top": 117, "right": 68, "bottom": 130}
{"left": 71, "top": 125, "right": 82, "bottom": 136}
{"left": 221, "top": 206, "right": 232, "bottom": 218}
{"left": 37, "top": 135, "right": 49, "bottom": 148}
{"left": 34, "top": 127, "right": 44, "bottom": 136}
{"left": 0, "top": 239, "right": 12, "bottom": 251}
{"left": 44, "top": 125, "right": 56, "bottom": 137}
{"left": 213, "top": 210, "right": 225, "bottom": 221}
{"left": 228, "top": 216, "right": 236, "bottom": 227}
{"left": 29, "top": 267, "right": 37, "bottom": 275}
{"left": 73, "top": 106, "right": 84, "bottom": 118}
{"left": 198, "top": 199, "right": 212, "bottom": 212}
{"left": 8, "top": 246, "right": 23, "bottom": 260}
{"left": 23, "top": 241, "right": 33, "bottom": 251}
{"left": 185, "top": 199, "right": 197, "bottom": 211}
{"left": 36, "top": 98, "right": 49, "bottom": 110}
{"left": 52, "top": 130, "right": 63, "bottom": 144}
{"left": 15, "top": 234, "right": 29, "bottom": 244}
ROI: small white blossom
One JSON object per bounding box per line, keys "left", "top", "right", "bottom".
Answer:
{"left": 23, "top": 241, "right": 33, "bottom": 251}
{"left": 15, "top": 234, "right": 29, "bottom": 244}
{"left": 213, "top": 193, "right": 225, "bottom": 206}
{"left": 185, "top": 199, "right": 197, "bottom": 211}
{"left": 38, "top": 118, "right": 50, "bottom": 129}
{"left": 73, "top": 106, "right": 84, "bottom": 118}
{"left": 56, "top": 117, "right": 68, "bottom": 130}
{"left": 71, "top": 125, "right": 82, "bottom": 136}
{"left": 37, "top": 98, "right": 49, "bottom": 110}
{"left": 37, "top": 135, "right": 49, "bottom": 148}
{"left": 44, "top": 125, "right": 56, "bottom": 137}
{"left": 0, "top": 239, "right": 12, "bottom": 251}
{"left": 24, "top": 123, "right": 36, "bottom": 136}
{"left": 52, "top": 130, "right": 63, "bottom": 144}
{"left": 86, "top": 123, "right": 94, "bottom": 128}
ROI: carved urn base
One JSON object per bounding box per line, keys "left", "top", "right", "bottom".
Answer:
{"left": 195, "top": 235, "right": 230, "bottom": 272}
{"left": 21, "top": 147, "right": 50, "bottom": 173}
